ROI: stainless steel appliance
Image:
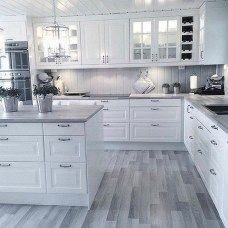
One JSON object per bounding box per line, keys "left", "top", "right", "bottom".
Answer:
{"left": 0, "top": 41, "right": 32, "bottom": 104}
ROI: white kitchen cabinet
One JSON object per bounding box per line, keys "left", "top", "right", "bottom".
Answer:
{"left": 130, "top": 123, "right": 181, "bottom": 142}
{"left": 44, "top": 136, "right": 86, "bottom": 162}
{"left": 46, "top": 162, "right": 87, "bottom": 194}
{"left": 130, "top": 17, "right": 180, "bottom": 63}
{"left": 34, "top": 22, "right": 81, "bottom": 67}
{"left": 0, "top": 162, "right": 46, "bottom": 193}
{"left": 130, "top": 98, "right": 181, "bottom": 107}
{"left": 0, "top": 21, "right": 27, "bottom": 41}
{"left": 0, "top": 136, "right": 44, "bottom": 162}
{"left": 81, "top": 19, "right": 129, "bottom": 65}
{"left": 130, "top": 106, "right": 181, "bottom": 123}
{"left": 199, "top": 1, "right": 228, "bottom": 64}
{"left": 103, "top": 123, "right": 129, "bottom": 141}
{"left": 103, "top": 107, "right": 129, "bottom": 123}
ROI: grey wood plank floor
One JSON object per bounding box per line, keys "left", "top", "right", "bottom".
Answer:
{"left": 0, "top": 150, "right": 224, "bottom": 228}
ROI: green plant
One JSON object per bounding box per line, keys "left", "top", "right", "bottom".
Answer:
{"left": 173, "top": 82, "right": 181, "bottom": 88}
{"left": 0, "top": 86, "right": 21, "bottom": 98}
{"left": 33, "top": 85, "right": 59, "bottom": 97}
{"left": 162, "top": 83, "right": 170, "bottom": 88}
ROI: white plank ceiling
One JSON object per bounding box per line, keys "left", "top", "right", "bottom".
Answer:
{"left": 0, "top": 0, "right": 222, "bottom": 17}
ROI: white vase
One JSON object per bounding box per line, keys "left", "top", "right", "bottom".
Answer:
{"left": 36, "top": 94, "right": 53, "bottom": 113}
{"left": 173, "top": 87, "right": 180, "bottom": 94}
{"left": 2, "top": 97, "right": 19, "bottom": 112}
{"left": 162, "top": 87, "right": 169, "bottom": 94}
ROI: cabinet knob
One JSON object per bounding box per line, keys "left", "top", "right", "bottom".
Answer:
{"left": 211, "top": 125, "right": 218, "bottom": 130}
{"left": 103, "top": 124, "right": 110, "bottom": 127}
{"left": 102, "top": 55, "right": 105, "bottom": 64}
{"left": 0, "top": 163, "right": 11, "bottom": 167}
{"left": 210, "top": 169, "right": 216, "bottom": 176}
{"left": 198, "top": 126, "right": 203, "bottom": 130}
{"left": 106, "top": 55, "right": 109, "bottom": 63}
{"left": 210, "top": 140, "right": 218, "bottom": 146}
{"left": 189, "top": 136, "right": 194, "bottom": 140}
{"left": 0, "top": 124, "right": 7, "bottom": 128}
{"left": 190, "top": 116, "right": 194, "bottom": 119}
{"left": 197, "top": 149, "right": 202, "bottom": 154}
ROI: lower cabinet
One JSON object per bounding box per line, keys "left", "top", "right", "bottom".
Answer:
{"left": 103, "top": 123, "right": 129, "bottom": 141}
{"left": 45, "top": 162, "right": 87, "bottom": 194}
{"left": 130, "top": 123, "right": 181, "bottom": 142}
{"left": 0, "top": 162, "right": 46, "bottom": 193}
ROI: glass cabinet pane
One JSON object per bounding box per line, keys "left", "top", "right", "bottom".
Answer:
{"left": 143, "top": 49, "right": 151, "bottom": 59}
{"left": 159, "top": 48, "right": 166, "bottom": 59}
{"left": 134, "top": 49, "right": 141, "bottom": 59}
{"left": 143, "top": 21, "right": 151, "bottom": 33}
{"left": 143, "top": 34, "right": 151, "bottom": 48}
{"left": 159, "top": 21, "right": 167, "bottom": 33}
{"left": 168, "top": 20, "right": 177, "bottom": 32}
{"left": 133, "top": 34, "right": 142, "bottom": 48}
{"left": 158, "top": 34, "right": 167, "bottom": 48}
{"left": 133, "top": 22, "right": 142, "bottom": 33}
{"left": 168, "top": 48, "right": 176, "bottom": 58}
{"left": 168, "top": 34, "right": 177, "bottom": 47}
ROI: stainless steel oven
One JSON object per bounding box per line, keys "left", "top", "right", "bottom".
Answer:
{"left": 0, "top": 41, "right": 32, "bottom": 104}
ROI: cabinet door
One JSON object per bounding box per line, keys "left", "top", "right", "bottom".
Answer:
{"left": 105, "top": 20, "right": 129, "bottom": 64}
{"left": 130, "top": 123, "right": 181, "bottom": 142}
{"left": 155, "top": 17, "right": 180, "bottom": 62}
{"left": 44, "top": 136, "right": 86, "bottom": 162}
{"left": 103, "top": 123, "right": 129, "bottom": 141}
{"left": 199, "top": 12, "right": 205, "bottom": 61}
{"left": 0, "top": 136, "right": 44, "bottom": 161}
{"left": 0, "top": 162, "right": 46, "bottom": 193}
{"left": 130, "top": 19, "right": 154, "bottom": 62}
{"left": 46, "top": 162, "right": 87, "bottom": 194}
{"left": 81, "top": 21, "right": 105, "bottom": 64}
{"left": 0, "top": 21, "right": 27, "bottom": 41}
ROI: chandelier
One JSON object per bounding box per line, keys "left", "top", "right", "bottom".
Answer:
{"left": 0, "top": 27, "right": 5, "bottom": 58}
{"left": 43, "top": 0, "right": 70, "bottom": 60}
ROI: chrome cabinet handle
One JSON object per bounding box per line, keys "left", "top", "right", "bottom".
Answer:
{"left": 210, "top": 169, "right": 216, "bottom": 176}
{"left": 151, "top": 124, "right": 159, "bottom": 127}
{"left": 60, "top": 164, "right": 72, "bottom": 168}
{"left": 103, "top": 108, "right": 109, "bottom": 111}
{"left": 57, "top": 124, "right": 70, "bottom": 128}
{"left": 101, "top": 100, "right": 109, "bottom": 103}
{"left": 197, "top": 149, "right": 202, "bottom": 154}
{"left": 201, "top": 51, "right": 204, "bottom": 59}
{"left": 190, "top": 106, "right": 194, "bottom": 109}
{"left": 0, "top": 163, "right": 11, "bottom": 167}
{"left": 58, "top": 138, "right": 71, "bottom": 142}
{"left": 187, "top": 105, "right": 190, "bottom": 113}
{"left": 189, "top": 136, "right": 194, "bottom": 140}
{"left": 198, "top": 126, "right": 203, "bottom": 130}
{"left": 103, "top": 124, "right": 110, "bottom": 127}
{"left": 0, "top": 138, "right": 9, "bottom": 141}
{"left": 210, "top": 140, "right": 218, "bottom": 146}
{"left": 151, "top": 99, "right": 159, "bottom": 102}
{"left": 211, "top": 125, "right": 218, "bottom": 130}
{"left": 190, "top": 116, "right": 194, "bottom": 119}
{"left": 151, "top": 108, "right": 159, "bottom": 111}
{"left": 0, "top": 124, "right": 7, "bottom": 128}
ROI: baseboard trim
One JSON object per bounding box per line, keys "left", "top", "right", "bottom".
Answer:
{"left": 105, "top": 142, "right": 187, "bottom": 151}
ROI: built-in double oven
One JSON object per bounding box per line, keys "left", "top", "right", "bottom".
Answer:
{"left": 0, "top": 41, "right": 32, "bottom": 104}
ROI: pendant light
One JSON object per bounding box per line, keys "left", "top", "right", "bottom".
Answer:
{"left": 0, "top": 27, "right": 5, "bottom": 58}
{"left": 43, "top": 0, "right": 70, "bottom": 60}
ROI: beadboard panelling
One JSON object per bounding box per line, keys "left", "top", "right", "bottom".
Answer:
{"left": 54, "top": 65, "right": 223, "bottom": 94}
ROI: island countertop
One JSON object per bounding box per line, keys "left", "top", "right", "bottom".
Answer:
{"left": 0, "top": 105, "right": 103, "bottom": 123}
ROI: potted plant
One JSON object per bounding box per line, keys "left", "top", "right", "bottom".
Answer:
{"left": 33, "top": 85, "right": 59, "bottom": 113}
{"left": 173, "top": 82, "right": 181, "bottom": 94}
{"left": 0, "top": 87, "right": 21, "bottom": 112}
{"left": 162, "top": 83, "right": 170, "bottom": 94}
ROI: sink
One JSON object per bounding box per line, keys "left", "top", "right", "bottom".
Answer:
{"left": 204, "top": 105, "right": 228, "bottom": 115}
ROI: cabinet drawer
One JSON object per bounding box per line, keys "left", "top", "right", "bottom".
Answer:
{"left": 130, "top": 123, "right": 181, "bottom": 142}
{"left": 130, "top": 107, "right": 181, "bottom": 123}
{"left": 0, "top": 162, "right": 46, "bottom": 193}
{"left": 44, "top": 136, "right": 86, "bottom": 162}
{"left": 130, "top": 99, "right": 181, "bottom": 107}
{"left": 103, "top": 107, "right": 129, "bottom": 122}
{"left": 103, "top": 123, "right": 129, "bottom": 141}
{"left": 0, "top": 123, "right": 43, "bottom": 136}
{"left": 46, "top": 162, "right": 87, "bottom": 194}
{"left": 95, "top": 99, "right": 129, "bottom": 106}
{"left": 43, "top": 123, "right": 84, "bottom": 135}
{"left": 0, "top": 136, "right": 44, "bottom": 161}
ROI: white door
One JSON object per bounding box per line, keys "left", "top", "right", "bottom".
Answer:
{"left": 44, "top": 136, "right": 86, "bottom": 162}
{"left": 154, "top": 17, "right": 180, "bottom": 62}
{"left": 105, "top": 20, "right": 129, "bottom": 64}
{"left": 0, "top": 162, "right": 46, "bottom": 193}
{"left": 103, "top": 123, "right": 129, "bottom": 141}
{"left": 81, "top": 21, "right": 105, "bottom": 64}
{"left": 46, "top": 162, "right": 87, "bottom": 194}
{"left": 0, "top": 136, "right": 44, "bottom": 161}
{"left": 130, "top": 123, "right": 181, "bottom": 142}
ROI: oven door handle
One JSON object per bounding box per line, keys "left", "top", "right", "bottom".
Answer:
{"left": 5, "top": 50, "right": 28, "bottom": 53}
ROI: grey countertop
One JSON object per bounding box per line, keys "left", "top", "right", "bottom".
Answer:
{"left": 0, "top": 105, "right": 103, "bottom": 123}
{"left": 186, "top": 95, "right": 228, "bottom": 134}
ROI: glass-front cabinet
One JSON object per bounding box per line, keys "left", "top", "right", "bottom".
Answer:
{"left": 34, "top": 22, "right": 81, "bottom": 67}
{"left": 130, "top": 17, "right": 180, "bottom": 63}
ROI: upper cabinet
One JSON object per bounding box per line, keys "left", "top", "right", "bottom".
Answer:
{"left": 0, "top": 21, "right": 27, "bottom": 41}
{"left": 34, "top": 22, "right": 81, "bottom": 67}
{"left": 199, "top": 1, "right": 228, "bottom": 65}
{"left": 130, "top": 17, "right": 180, "bottom": 63}
{"left": 81, "top": 19, "right": 129, "bottom": 65}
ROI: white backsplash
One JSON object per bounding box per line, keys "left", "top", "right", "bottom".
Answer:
{"left": 53, "top": 65, "right": 224, "bottom": 94}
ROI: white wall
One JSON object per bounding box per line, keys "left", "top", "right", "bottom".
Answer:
{"left": 52, "top": 65, "right": 224, "bottom": 94}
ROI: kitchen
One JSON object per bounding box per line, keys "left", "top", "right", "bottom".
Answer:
{"left": 0, "top": 0, "right": 227, "bottom": 227}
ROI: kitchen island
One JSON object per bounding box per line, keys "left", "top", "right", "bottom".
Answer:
{"left": 0, "top": 105, "right": 105, "bottom": 208}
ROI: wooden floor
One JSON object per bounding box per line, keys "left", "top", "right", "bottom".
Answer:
{"left": 0, "top": 150, "right": 224, "bottom": 228}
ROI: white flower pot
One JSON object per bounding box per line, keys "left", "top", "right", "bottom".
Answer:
{"left": 36, "top": 94, "right": 53, "bottom": 113}
{"left": 173, "top": 87, "right": 180, "bottom": 94}
{"left": 162, "top": 87, "right": 169, "bottom": 94}
{"left": 2, "top": 97, "right": 19, "bottom": 112}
